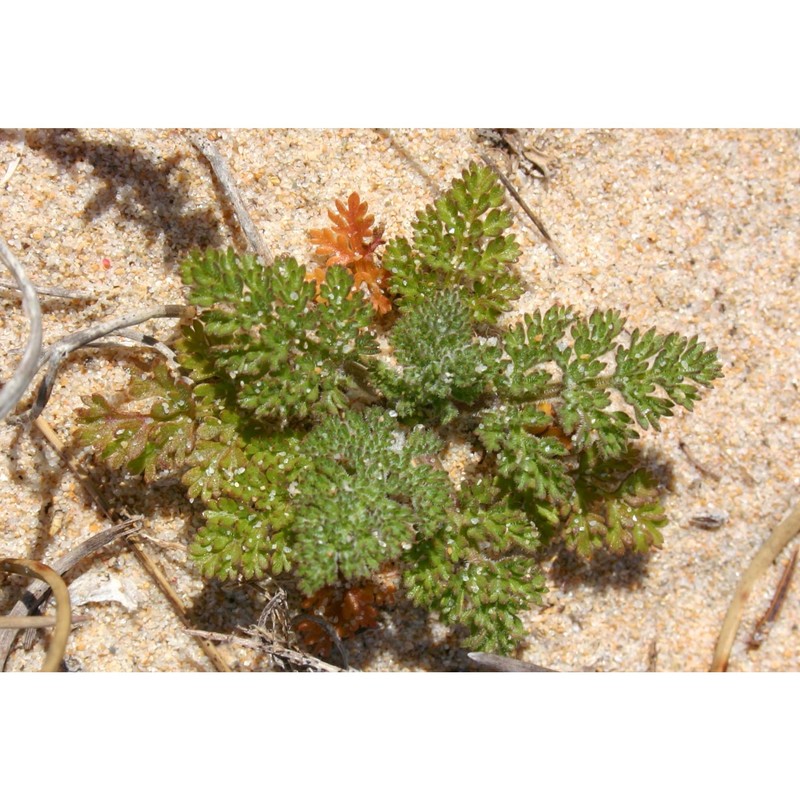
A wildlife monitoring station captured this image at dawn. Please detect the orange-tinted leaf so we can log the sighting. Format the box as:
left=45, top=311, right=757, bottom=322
left=296, top=570, right=399, bottom=656
left=328, top=192, right=375, bottom=247
left=308, top=191, right=394, bottom=314
left=309, top=228, right=357, bottom=267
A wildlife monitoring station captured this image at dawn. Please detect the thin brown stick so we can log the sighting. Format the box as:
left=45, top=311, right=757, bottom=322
left=0, top=559, right=71, bottom=671
left=32, top=417, right=118, bottom=514
left=128, top=535, right=234, bottom=671
left=480, top=154, right=567, bottom=266
left=710, top=499, right=800, bottom=671
left=748, top=546, right=799, bottom=650
left=646, top=639, right=659, bottom=672
left=188, top=132, right=273, bottom=266
left=678, top=439, right=721, bottom=482
left=372, top=129, right=440, bottom=195
left=0, top=237, right=42, bottom=421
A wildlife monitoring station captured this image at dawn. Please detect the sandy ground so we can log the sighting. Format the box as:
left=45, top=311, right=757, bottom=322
left=0, top=128, right=798, bottom=672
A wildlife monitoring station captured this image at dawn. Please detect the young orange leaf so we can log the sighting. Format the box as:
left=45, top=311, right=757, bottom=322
left=308, top=191, right=393, bottom=314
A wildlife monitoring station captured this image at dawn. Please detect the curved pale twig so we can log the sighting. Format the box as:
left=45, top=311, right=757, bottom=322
left=0, top=238, right=42, bottom=421
left=710, top=498, right=800, bottom=671
left=12, top=304, right=187, bottom=424
left=0, top=278, right=94, bottom=301
left=0, top=559, right=71, bottom=672
left=0, top=517, right=142, bottom=670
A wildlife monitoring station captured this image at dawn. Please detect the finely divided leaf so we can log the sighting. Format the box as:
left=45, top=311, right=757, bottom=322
left=372, top=291, right=488, bottom=423
left=613, top=329, right=722, bottom=428
left=78, top=364, right=197, bottom=481
left=291, top=408, right=451, bottom=595
left=384, top=163, right=522, bottom=323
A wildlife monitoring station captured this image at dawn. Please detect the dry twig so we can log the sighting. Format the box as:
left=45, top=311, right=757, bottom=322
left=475, top=129, right=552, bottom=185
left=467, top=652, right=557, bottom=672
left=646, top=639, right=659, bottom=672
left=710, top=498, right=800, bottom=671
left=678, top=439, right=721, bottom=482
left=188, top=132, right=273, bottom=266
left=0, top=614, right=89, bottom=630
left=81, top=330, right=181, bottom=374
left=188, top=627, right=353, bottom=673
left=0, top=517, right=142, bottom=669
left=0, top=559, right=71, bottom=671
left=12, top=304, right=187, bottom=424
left=0, top=237, right=42, bottom=421
left=480, top=154, right=567, bottom=266
left=748, top=546, right=799, bottom=650
left=0, top=278, right=94, bottom=301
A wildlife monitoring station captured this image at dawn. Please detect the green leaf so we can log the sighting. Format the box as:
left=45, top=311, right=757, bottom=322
left=177, top=250, right=377, bottom=425
left=77, top=363, right=197, bottom=481
left=477, top=404, right=573, bottom=502
left=605, top=470, right=667, bottom=553
left=291, top=408, right=452, bottom=595
left=404, top=531, right=545, bottom=654
left=570, top=309, right=626, bottom=360
left=190, top=498, right=280, bottom=581
left=384, top=162, right=522, bottom=323
left=613, top=329, right=723, bottom=429
left=401, top=477, right=545, bottom=654
left=562, top=462, right=666, bottom=557
left=456, top=478, right=541, bottom=554
left=494, top=306, right=574, bottom=401
left=185, top=427, right=299, bottom=581
left=558, top=384, right=637, bottom=462
left=371, top=291, right=488, bottom=423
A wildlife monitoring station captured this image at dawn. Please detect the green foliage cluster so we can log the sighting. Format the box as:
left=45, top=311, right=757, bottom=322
left=291, top=407, right=451, bottom=595
left=179, top=251, right=376, bottom=422
left=76, top=163, right=722, bottom=655
left=371, top=291, right=487, bottom=424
